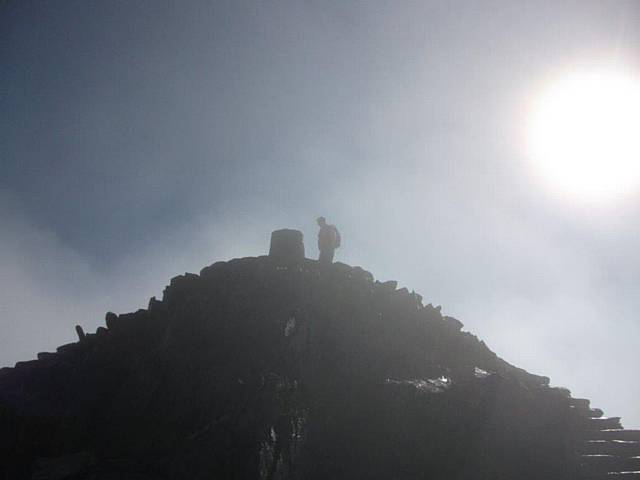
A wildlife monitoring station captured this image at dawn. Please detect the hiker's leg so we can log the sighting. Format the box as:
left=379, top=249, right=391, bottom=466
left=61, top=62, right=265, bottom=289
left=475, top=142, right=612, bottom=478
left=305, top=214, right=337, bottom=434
left=319, top=249, right=334, bottom=264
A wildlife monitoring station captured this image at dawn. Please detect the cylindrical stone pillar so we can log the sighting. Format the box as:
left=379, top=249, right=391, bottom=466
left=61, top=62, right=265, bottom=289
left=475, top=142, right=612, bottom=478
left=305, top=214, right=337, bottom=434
left=269, top=229, right=305, bottom=262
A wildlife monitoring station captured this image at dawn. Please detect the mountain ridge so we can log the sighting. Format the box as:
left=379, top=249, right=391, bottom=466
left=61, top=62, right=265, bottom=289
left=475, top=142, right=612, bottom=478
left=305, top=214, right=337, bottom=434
left=0, top=236, right=636, bottom=479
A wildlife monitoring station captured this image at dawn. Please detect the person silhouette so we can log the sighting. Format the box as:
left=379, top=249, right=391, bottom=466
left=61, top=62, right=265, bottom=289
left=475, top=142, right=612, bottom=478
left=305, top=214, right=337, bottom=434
left=316, top=217, right=340, bottom=264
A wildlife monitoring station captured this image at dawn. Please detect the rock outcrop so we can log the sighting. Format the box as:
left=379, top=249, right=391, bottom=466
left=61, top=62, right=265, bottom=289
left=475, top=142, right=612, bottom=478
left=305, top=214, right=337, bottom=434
left=0, top=231, right=636, bottom=479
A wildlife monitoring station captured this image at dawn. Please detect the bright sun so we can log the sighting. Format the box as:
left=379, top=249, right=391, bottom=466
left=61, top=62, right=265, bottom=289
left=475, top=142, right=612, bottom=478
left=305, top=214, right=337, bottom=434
left=528, top=71, right=640, bottom=202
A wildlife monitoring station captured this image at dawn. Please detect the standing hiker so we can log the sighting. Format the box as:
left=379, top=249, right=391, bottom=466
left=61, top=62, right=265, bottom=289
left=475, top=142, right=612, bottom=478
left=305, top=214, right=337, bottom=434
left=316, top=217, right=341, bottom=264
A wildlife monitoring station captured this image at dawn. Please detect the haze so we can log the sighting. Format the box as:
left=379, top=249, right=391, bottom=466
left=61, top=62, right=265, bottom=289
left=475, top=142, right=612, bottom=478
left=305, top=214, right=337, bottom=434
left=2, top=1, right=640, bottom=426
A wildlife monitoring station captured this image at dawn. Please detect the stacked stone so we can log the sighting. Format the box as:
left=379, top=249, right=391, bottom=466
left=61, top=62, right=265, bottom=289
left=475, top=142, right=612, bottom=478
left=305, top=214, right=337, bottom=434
left=568, top=397, right=640, bottom=479
left=0, top=231, right=611, bottom=479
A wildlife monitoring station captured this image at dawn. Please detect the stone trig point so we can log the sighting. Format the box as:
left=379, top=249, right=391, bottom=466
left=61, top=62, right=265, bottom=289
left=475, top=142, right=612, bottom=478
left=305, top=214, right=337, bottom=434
left=269, top=229, right=305, bottom=262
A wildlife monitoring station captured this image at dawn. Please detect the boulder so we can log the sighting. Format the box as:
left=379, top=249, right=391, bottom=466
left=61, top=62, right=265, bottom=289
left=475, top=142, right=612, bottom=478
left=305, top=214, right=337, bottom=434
left=443, top=315, right=463, bottom=331
left=105, top=312, right=118, bottom=329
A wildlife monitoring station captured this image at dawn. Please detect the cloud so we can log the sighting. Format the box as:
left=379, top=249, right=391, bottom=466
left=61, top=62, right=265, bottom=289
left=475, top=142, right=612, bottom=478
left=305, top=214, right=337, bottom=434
left=2, top=0, right=640, bottom=430
left=0, top=193, right=277, bottom=367
left=0, top=192, right=101, bottom=364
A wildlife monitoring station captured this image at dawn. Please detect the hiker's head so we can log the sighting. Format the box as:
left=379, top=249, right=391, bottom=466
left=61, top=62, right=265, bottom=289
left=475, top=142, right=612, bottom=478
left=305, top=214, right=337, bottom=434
left=316, top=216, right=327, bottom=227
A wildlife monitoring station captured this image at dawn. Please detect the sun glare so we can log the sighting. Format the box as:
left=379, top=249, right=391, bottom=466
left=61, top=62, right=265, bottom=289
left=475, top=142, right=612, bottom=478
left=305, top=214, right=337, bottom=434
left=528, top=71, right=640, bottom=202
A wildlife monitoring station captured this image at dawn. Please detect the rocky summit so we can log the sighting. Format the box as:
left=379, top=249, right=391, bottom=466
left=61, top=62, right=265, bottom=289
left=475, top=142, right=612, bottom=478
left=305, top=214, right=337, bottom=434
left=1, top=230, right=638, bottom=480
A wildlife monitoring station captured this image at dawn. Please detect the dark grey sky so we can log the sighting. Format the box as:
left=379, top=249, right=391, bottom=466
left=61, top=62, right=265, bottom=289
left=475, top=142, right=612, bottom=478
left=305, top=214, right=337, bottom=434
left=2, top=1, right=640, bottom=426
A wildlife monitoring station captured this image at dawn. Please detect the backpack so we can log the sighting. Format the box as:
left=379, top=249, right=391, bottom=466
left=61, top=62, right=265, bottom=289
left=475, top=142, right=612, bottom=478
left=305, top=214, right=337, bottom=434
left=332, top=226, right=341, bottom=249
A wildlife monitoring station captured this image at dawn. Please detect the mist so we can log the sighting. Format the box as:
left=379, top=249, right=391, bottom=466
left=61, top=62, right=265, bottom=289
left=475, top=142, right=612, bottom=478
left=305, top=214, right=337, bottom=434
left=2, top=0, right=640, bottom=427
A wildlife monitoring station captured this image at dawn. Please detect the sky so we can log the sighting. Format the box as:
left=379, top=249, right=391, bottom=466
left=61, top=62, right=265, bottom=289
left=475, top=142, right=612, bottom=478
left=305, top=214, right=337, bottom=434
left=2, top=1, right=640, bottom=426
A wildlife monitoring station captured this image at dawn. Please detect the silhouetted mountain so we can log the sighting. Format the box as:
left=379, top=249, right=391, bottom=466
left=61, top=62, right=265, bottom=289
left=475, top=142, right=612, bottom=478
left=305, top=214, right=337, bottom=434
left=1, top=230, right=638, bottom=480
